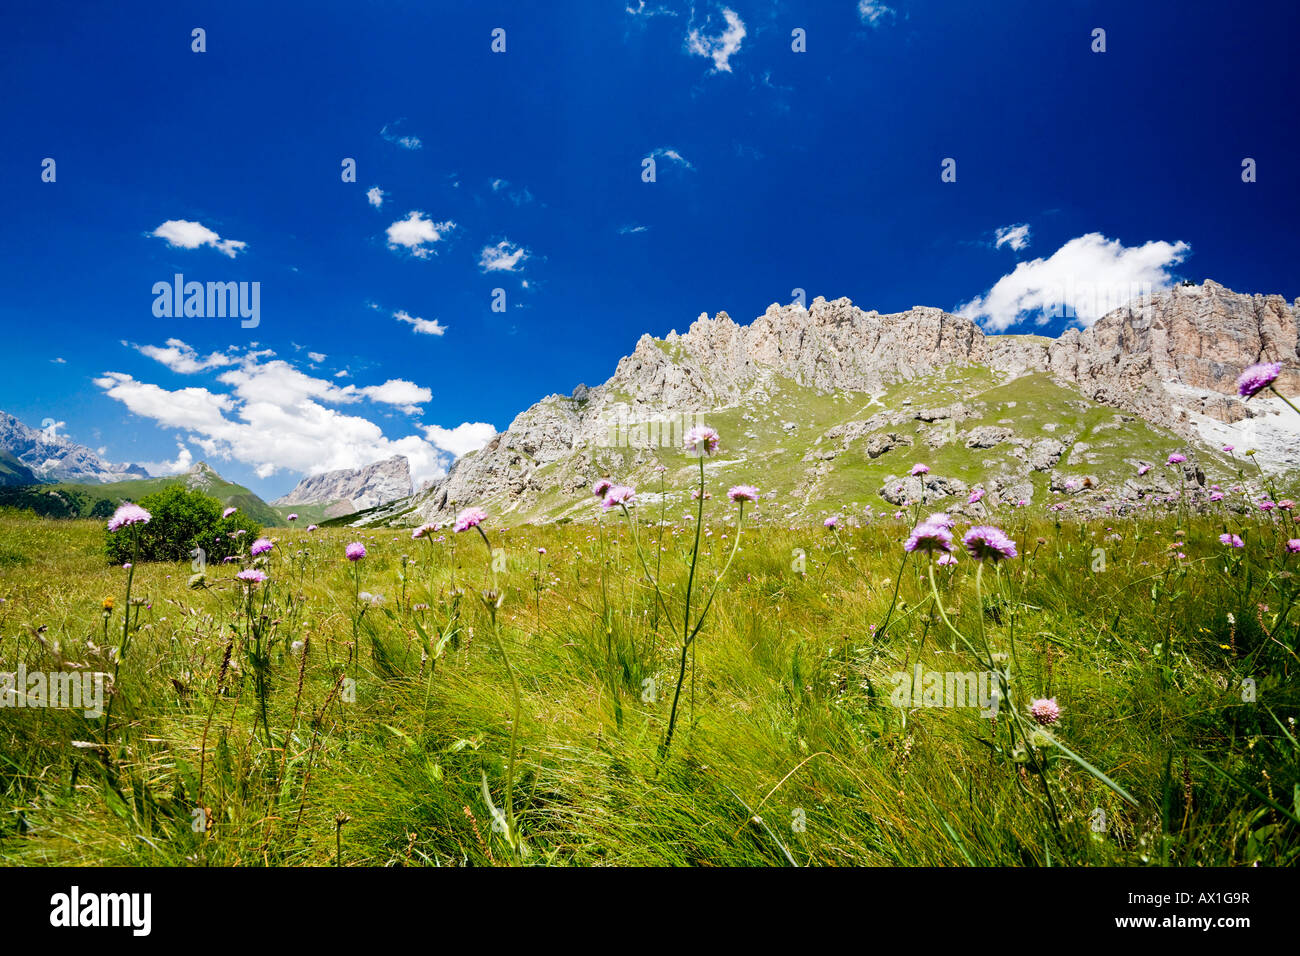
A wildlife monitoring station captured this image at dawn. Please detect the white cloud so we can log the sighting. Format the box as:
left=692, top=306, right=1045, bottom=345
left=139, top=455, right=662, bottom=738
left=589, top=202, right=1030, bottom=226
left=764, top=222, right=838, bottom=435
left=685, top=7, right=746, bottom=72
left=386, top=211, right=455, bottom=258
left=133, top=338, right=235, bottom=374
left=151, top=219, right=247, bottom=258
left=357, top=379, right=432, bottom=415
left=394, top=310, right=447, bottom=336
left=50, top=357, right=66, bottom=364
left=143, top=442, right=194, bottom=476
left=95, top=351, right=448, bottom=486
left=424, top=422, right=497, bottom=458
left=649, top=146, right=694, bottom=170
left=994, top=223, right=1032, bottom=252
left=479, top=240, right=529, bottom=273
left=308, top=351, right=326, bottom=363
left=958, top=233, right=1191, bottom=331
left=858, top=1, right=896, bottom=26
left=367, top=186, right=386, bottom=208
left=619, top=224, right=650, bottom=235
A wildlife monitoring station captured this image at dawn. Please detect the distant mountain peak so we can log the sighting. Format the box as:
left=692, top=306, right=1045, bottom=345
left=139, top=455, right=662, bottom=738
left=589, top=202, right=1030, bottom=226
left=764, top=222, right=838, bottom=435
left=272, top=455, right=412, bottom=513
left=0, top=410, right=149, bottom=484
left=357, top=280, right=1300, bottom=528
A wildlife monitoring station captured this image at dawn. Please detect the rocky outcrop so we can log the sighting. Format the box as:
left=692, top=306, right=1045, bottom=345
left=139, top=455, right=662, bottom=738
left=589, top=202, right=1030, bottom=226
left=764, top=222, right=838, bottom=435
left=273, top=455, right=412, bottom=510
left=365, top=281, right=1299, bottom=527
left=0, top=410, right=150, bottom=484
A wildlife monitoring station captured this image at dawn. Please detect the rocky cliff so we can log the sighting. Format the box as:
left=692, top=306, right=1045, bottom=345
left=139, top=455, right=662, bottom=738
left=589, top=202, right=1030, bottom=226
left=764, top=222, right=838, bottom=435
left=273, top=455, right=413, bottom=512
left=361, top=280, right=1300, bottom=527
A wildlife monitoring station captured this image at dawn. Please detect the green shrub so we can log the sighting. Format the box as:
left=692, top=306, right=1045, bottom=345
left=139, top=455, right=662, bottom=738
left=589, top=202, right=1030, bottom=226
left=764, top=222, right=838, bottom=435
left=104, top=484, right=262, bottom=564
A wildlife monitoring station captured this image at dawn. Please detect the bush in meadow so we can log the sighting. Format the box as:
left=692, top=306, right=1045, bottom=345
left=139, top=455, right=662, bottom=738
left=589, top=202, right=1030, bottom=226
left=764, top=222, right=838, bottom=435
left=104, top=484, right=261, bottom=564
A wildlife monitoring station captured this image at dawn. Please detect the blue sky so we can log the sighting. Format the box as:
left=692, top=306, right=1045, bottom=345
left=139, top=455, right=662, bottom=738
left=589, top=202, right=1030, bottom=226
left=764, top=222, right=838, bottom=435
left=2, top=0, right=1297, bottom=498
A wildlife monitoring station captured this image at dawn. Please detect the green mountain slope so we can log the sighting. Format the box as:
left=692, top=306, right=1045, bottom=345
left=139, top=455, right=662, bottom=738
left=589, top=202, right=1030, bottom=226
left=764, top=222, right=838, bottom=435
left=0, top=461, right=284, bottom=526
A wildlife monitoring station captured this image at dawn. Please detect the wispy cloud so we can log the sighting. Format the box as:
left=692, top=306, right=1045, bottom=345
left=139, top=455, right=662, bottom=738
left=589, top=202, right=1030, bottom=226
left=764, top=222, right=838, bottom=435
left=367, top=186, right=386, bottom=208
left=649, top=146, right=694, bottom=170
left=380, top=120, right=422, bottom=150
left=132, top=338, right=235, bottom=374
left=490, top=178, right=535, bottom=206
left=619, top=224, right=650, bottom=235
left=994, top=223, right=1032, bottom=252
left=857, top=1, right=896, bottom=27
left=394, top=309, right=447, bottom=336
left=685, top=7, right=746, bottom=73
left=479, top=240, right=530, bottom=273
left=151, top=220, right=247, bottom=258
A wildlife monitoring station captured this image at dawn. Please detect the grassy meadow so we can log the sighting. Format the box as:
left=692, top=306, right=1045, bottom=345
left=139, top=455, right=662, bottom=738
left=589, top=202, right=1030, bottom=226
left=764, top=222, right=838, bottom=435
left=0, top=487, right=1297, bottom=867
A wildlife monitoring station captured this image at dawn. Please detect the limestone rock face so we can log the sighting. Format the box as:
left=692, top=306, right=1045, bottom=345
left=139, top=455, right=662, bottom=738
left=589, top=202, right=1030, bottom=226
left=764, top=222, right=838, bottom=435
left=273, top=455, right=412, bottom=510
left=362, top=280, right=1299, bottom=527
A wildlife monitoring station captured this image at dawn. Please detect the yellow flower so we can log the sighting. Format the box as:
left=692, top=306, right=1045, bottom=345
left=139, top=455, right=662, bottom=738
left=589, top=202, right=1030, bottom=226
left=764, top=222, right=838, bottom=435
left=102, top=597, right=115, bottom=611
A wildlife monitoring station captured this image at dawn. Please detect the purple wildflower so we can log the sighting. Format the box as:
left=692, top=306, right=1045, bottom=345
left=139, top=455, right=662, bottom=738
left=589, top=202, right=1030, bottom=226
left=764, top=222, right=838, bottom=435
left=905, top=520, right=955, bottom=555
left=1237, top=362, right=1281, bottom=399
left=1219, top=533, right=1244, bottom=549
left=910, top=463, right=930, bottom=476
left=1029, top=698, right=1061, bottom=726
left=345, top=541, right=367, bottom=561
left=236, top=569, right=267, bottom=586
left=107, top=503, right=151, bottom=532
left=727, top=484, right=759, bottom=503
left=454, top=507, right=488, bottom=532
left=683, top=425, right=720, bottom=456
left=250, top=537, right=273, bottom=556
left=962, top=525, right=1018, bottom=562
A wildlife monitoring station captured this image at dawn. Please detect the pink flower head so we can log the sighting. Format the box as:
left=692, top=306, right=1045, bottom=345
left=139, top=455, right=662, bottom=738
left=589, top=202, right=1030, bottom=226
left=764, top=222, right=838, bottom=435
left=1137, top=464, right=1152, bottom=476
left=683, top=425, right=720, bottom=456
left=1280, top=500, right=1295, bottom=511
left=910, top=463, right=930, bottom=476
left=905, top=520, right=954, bottom=555
left=1209, top=491, right=1225, bottom=502
left=824, top=516, right=840, bottom=530
left=727, top=484, right=760, bottom=503
left=602, top=485, right=636, bottom=510
left=287, top=513, right=298, bottom=522
left=1219, top=533, right=1244, bottom=549
left=107, top=503, right=151, bottom=532
left=1287, top=539, right=1300, bottom=554
left=968, top=489, right=985, bottom=505
left=1167, top=453, right=1187, bottom=465
left=250, top=537, right=274, bottom=556
left=454, top=507, right=488, bottom=533
left=345, top=541, right=367, bottom=561
left=1260, top=500, right=1276, bottom=512
left=307, top=524, right=318, bottom=532
left=962, top=525, right=1018, bottom=562
left=935, top=552, right=958, bottom=567
left=222, top=506, right=238, bottom=519
left=1222, top=444, right=1235, bottom=453
left=1029, top=698, right=1061, bottom=726
left=412, top=523, right=438, bottom=540
left=592, top=478, right=613, bottom=497
left=1237, top=361, right=1281, bottom=399
left=926, top=512, right=955, bottom=529
left=236, top=569, right=267, bottom=586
